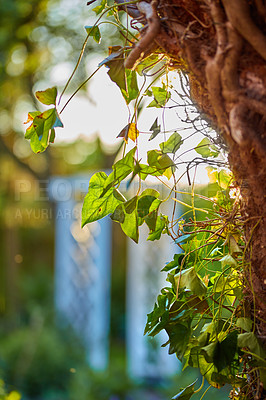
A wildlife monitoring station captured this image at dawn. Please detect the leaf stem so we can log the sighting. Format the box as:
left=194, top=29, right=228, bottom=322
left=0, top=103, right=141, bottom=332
left=59, top=66, right=102, bottom=114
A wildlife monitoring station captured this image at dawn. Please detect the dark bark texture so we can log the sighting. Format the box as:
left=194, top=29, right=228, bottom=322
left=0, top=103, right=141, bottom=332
left=121, top=0, right=266, bottom=397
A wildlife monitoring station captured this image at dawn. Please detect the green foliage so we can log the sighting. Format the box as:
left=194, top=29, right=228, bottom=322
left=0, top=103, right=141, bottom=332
left=23, top=2, right=261, bottom=399
left=85, top=25, right=101, bottom=43
left=81, top=171, right=125, bottom=226
left=25, top=87, right=63, bottom=153
left=195, top=138, right=219, bottom=158
left=160, top=132, right=183, bottom=154
left=147, top=84, right=171, bottom=108
left=102, top=47, right=139, bottom=104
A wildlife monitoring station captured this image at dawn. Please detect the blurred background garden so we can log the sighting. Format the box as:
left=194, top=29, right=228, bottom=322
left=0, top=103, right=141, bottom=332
left=0, top=1, right=231, bottom=399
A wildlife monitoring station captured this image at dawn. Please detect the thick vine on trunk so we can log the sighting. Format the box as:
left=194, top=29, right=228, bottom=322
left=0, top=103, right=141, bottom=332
left=121, top=0, right=266, bottom=397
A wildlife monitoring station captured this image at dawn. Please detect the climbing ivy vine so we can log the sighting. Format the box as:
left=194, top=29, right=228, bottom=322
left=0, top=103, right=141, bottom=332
left=24, top=1, right=266, bottom=399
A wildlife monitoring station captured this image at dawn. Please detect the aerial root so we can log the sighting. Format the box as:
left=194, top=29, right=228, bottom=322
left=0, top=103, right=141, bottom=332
left=124, top=0, right=160, bottom=70
left=222, top=0, right=266, bottom=61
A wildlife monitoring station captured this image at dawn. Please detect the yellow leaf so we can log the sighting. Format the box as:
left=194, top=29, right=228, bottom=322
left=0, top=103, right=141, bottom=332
left=117, top=123, right=139, bottom=143
left=127, top=123, right=139, bottom=143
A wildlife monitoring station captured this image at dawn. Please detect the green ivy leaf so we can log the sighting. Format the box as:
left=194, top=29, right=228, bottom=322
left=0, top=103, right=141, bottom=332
left=207, top=182, right=221, bottom=197
left=238, top=332, right=266, bottom=386
left=103, top=48, right=138, bottom=104
left=201, top=342, right=217, bottom=363
left=195, top=138, right=219, bottom=158
left=85, top=25, right=101, bottom=43
left=148, top=118, right=161, bottom=141
left=177, top=267, right=207, bottom=298
left=25, top=108, right=63, bottom=153
left=111, top=197, right=139, bottom=243
left=82, top=172, right=125, bottom=226
left=92, top=0, right=106, bottom=14
left=228, top=235, right=242, bottom=256
left=236, top=317, right=252, bottom=332
left=160, top=132, right=183, bottom=154
left=138, top=164, right=159, bottom=180
left=213, top=331, right=238, bottom=372
left=35, top=86, right=57, bottom=105
left=147, top=149, right=175, bottom=178
left=137, top=189, right=160, bottom=219
left=123, top=68, right=139, bottom=104
left=147, top=214, right=168, bottom=241
left=147, top=84, right=171, bottom=108
left=237, top=332, right=265, bottom=359
left=166, top=322, right=191, bottom=357
left=103, top=147, right=136, bottom=193
left=145, top=290, right=174, bottom=336
left=220, top=254, right=237, bottom=268
left=161, top=254, right=185, bottom=272
left=172, top=380, right=198, bottom=400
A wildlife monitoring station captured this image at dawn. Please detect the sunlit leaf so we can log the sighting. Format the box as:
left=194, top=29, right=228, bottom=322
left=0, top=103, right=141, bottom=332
left=127, top=122, right=139, bottom=142
left=207, top=182, right=221, bottom=197
left=218, top=169, right=232, bottom=189
left=147, top=84, right=171, bottom=108
left=111, top=197, right=139, bottom=243
left=147, top=149, right=175, bottom=178
left=25, top=107, right=63, bottom=153
left=85, top=25, right=101, bottom=43
left=117, top=123, right=139, bottom=143
left=213, top=272, right=240, bottom=299
left=135, top=54, right=159, bottom=75
left=24, top=111, right=41, bottom=124
left=92, top=0, right=106, bottom=14
left=82, top=172, right=125, bottom=226
left=103, top=147, right=136, bottom=193
left=35, top=87, right=57, bottom=106
left=195, top=138, right=219, bottom=158
left=160, top=132, right=182, bottom=153
left=138, top=164, right=157, bottom=180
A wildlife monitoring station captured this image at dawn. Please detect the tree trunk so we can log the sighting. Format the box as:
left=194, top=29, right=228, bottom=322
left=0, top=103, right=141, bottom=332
left=122, top=0, right=266, bottom=397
